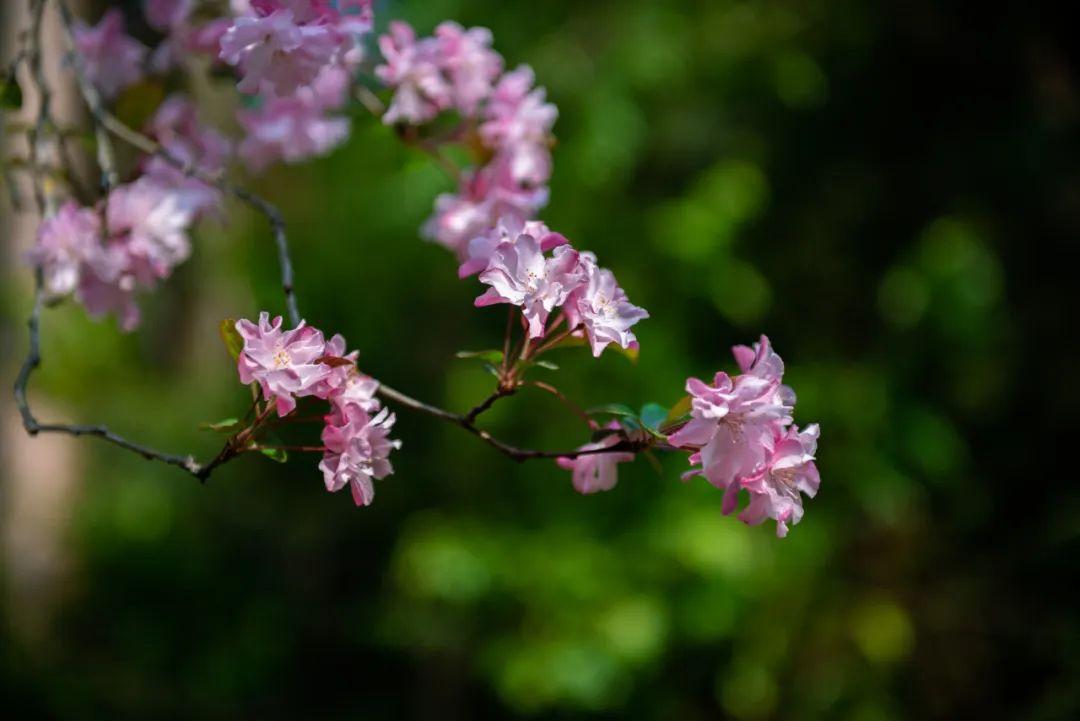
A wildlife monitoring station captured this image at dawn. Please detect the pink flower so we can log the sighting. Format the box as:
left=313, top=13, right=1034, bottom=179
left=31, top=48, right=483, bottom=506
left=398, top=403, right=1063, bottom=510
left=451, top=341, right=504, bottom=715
left=423, top=157, right=549, bottom=255
left=236, top=312, right=331, bottom=416
left=27, top=202, right=100, bottom=299
left=564, top=252, right=649, bottom=357
left=236, top=66, right=351, bottom=170
left=556, top=424, right=634, bottom=494
left=481, top=65, right=558, bottom=148
left=313, top=333, right=381, bottom=413
left=375, top=21, right=453, bottom=125
left=219, top=8, right=339, bottom=96
left=434, top=22, right=502, bottom=116
left=320, top=405, right=400, bottom=506
left=144, top=95, right=232, bottom=217
left=458, top=217, right=567, bottom=278
left=72, top=9, right=148, bottom=100
left=475, top=232, right=582, bottom=338
left=106, top=178, right=196, bottom=284
left=144, top=0, right=193, bottom=31
left=667, top=336, right=795, bottom=491
left=736, top=424, right=820, bottom=537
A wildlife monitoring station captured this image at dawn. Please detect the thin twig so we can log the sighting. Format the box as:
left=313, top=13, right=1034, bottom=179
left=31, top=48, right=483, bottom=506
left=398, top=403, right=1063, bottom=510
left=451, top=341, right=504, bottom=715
left=528, top=380, right=597, bottom=430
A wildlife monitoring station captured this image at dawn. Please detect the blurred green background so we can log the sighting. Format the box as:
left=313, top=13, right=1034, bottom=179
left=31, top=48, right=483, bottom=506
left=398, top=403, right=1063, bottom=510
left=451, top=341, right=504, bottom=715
left=2, top=0, right=1077, bottom=718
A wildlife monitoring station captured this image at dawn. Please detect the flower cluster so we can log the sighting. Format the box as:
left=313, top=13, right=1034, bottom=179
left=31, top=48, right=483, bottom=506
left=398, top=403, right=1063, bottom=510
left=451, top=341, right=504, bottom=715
left=72, top=9, right=148, bottom=100
left=469, top=220, right=649, bottom=356
left=667, top=337, right=820, bottom=537
left=235, top=313, right=399, bottom=506
left=27, top=97, right=224, bottom=329
left=217, top=0, right=372, bottom=168
left=376, top=22, right=558, bottom=256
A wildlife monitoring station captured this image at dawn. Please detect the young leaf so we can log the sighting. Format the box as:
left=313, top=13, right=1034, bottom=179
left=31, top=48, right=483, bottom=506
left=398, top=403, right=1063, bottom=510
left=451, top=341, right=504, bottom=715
left=532, top=359, right=559, bottom=371
left=198, top=417, right=242, bottom=433
left=219, top=318, right=243, bottom=360
left=588, top=403, right=637, bottom=419
left=456, top=349, right=504, bottom=364
left=663, top=395, right=692, bottom=426
left=259, top=447, right=288, bottom=463
left=639, top=403, right=668, bottom=432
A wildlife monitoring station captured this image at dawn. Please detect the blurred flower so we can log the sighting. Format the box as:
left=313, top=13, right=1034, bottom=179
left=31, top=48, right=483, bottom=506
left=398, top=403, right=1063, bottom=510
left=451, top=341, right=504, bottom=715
left=72, top=9, right=148, bottom=100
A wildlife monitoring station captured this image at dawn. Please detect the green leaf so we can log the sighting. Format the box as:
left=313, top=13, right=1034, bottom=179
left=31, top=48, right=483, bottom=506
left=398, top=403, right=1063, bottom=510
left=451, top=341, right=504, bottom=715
left=589, top=403, right=637, bottom=418
left=1, top=74, right=23, bottom=110
left=663, top=395, right=693, bottom=426
left=456, top=349, right=505, bottom=364
left=532, top=359, right=560, bottom=371
left=219, top=318, right=243, bottom=360
left=482, top=362, right=501, bottom=378
left=198, top=417, right=242, bottom=433
left=640, top=403, right=668, bottom=432
left=259, top=447, right=288, bottom=463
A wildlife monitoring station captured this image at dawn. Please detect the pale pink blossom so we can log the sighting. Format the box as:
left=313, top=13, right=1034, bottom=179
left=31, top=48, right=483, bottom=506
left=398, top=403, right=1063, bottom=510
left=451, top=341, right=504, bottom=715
left=106, top=178, right=196, bottom=284
left=556, top=424, right=634, bottom=494
left=77, top=248, right=141, bottom=331
left=220, top=8, right=338, bottom=96
left=236, top=312, right=331, bottom=416
left=144, top=95, right=231, bottom=217
left=236, top=66, right=351, bottom=170
left=667, top=337, right=795, bottom=492
left=320, top=405, right=400, bottom=506
left=27, top=202, right=100, bottom=299
left=458, top=217, right=567, bottom=278
left=375, top=21, right=453, bottom=125
left=481, top=65, right=557, bottom=148
left=144, top=0, right=193, bottom=31
left=423, top=157, right=549, bottom=255
left=475, top=232, right=581, bottom=338
left=736, top=424, right=820, bottom=537
left=314, top=333, right=381, bottom=413
left=434, top=22, right=502, bottom=116
left=564, top=252, right=649, bottom=357
left=72, top=9, right=148, bottom=100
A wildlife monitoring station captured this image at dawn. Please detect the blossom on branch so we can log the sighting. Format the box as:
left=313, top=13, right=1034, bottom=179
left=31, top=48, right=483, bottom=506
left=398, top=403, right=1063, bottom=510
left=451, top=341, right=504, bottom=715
left=564, top=252, right=649, bottom=357
left=72, top=9, right=148, bottom=100
left=320, top=405, right=401, bottom=507
left=236, top=312, right=331, bottom=416
left=556, top=424, right=634, bottom=494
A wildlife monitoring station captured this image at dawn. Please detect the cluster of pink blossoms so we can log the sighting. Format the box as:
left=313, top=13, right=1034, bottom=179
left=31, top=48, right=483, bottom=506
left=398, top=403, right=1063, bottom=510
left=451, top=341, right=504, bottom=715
left=376, top=22, right=558, bottom=256
left=236, top=313, right=399, bottom=506
left=666, top=336, right=820, bottom=537
left=29, top=97, right=224, bottom=329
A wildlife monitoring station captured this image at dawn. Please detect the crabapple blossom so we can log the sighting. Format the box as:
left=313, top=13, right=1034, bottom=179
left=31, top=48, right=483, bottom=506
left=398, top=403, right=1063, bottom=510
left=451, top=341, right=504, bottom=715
left=27, top=202, right=100, bottom=299
left=424, top=158, right=550, bottom=255
left=237, top=65, right=351, bottom=170
left=144, top=0, right=193, bottom=31
left=736, top=424, right=820, bottom=537
left=320, top=405, right=401, bottom=506
left=556, top=424, right=635, bottom=494
left=314, top=333, right=381, bottom=413
left=72, top=9, right=148, bottom=100
left=106, top=178, right=196, bottom=284
left=458, top=217, right=568, bottom=278
left=434, top=22, right=503, bottom=116
left=144, top=95, right=232, bottom=217
left=219, top=7, right=339, bottom=97
left=476, top=232, right=582, bottom=338
left=236, top=313, right=332, bottom=416
left=564, top=252, right=649, bottom=357
left=480, top=66, right=558, bottom=149
left=376, top=21, right=453, bottom=125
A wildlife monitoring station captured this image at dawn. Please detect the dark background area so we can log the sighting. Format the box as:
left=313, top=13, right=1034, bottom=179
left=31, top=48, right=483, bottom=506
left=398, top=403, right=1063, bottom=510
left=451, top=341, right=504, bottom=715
left=2, top=0, right=1077, bottom=718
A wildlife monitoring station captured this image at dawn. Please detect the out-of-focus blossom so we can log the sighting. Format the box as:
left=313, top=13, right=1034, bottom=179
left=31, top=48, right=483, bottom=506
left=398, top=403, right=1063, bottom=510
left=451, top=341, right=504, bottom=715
left=737, top=424, right=820, bottom=537
left=434, top=21, right=502, bottom=116
left=375, top=21, right=453, bottom=125
left=144, top=0, right=193, bottom=31
left=565, top=252, right=648, bottom=357
left=27, top=202, right=101, bottom=299
left=220, top=8, right=339, bottom=96
left=144, top=95, right=232, bottom=217
left=556, top=424, right=634, bottom=494
left=236, top=66, right=351, bottom=170
left=424, top=158, right=549, bottom=256
left=320, top=405, right=400, bottom=506
left=72, top=9, right=148, bottom=100
left=106, top=178, right=196, bottom=284
left=480, top=65, right=556, bottom=186
left=475, top=232, right=581, bottom=338
left=236, top=312, right=331, bottom=416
